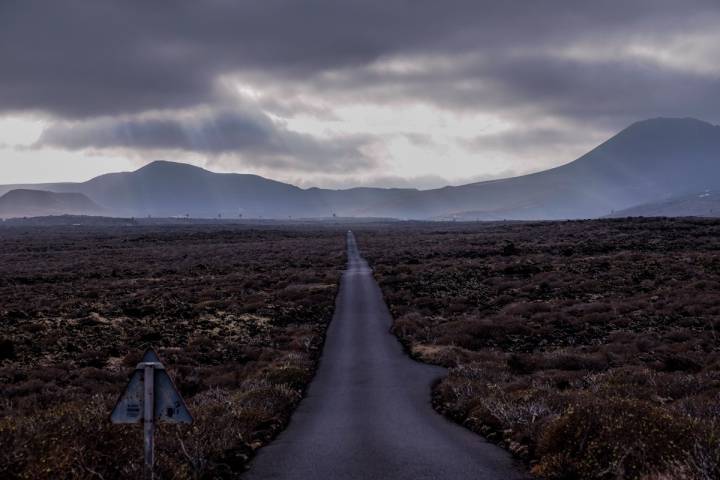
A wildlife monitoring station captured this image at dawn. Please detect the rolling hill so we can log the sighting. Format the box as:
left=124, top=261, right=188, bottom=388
left=0, top=189, right=104, bottom=219
left=607, top=191, right=720, bottom=218
left=1, top=117, right=719, bottom=219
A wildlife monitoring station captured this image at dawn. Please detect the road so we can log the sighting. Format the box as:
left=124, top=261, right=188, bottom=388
left=243, top=231, right=528, bottom=479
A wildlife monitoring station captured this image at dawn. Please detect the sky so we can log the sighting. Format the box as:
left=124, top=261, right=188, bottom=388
left=1, top=1, right=719, bottom=189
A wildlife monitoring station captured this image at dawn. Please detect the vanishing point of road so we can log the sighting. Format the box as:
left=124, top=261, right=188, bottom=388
left=243, top=231, right=528, bottom=479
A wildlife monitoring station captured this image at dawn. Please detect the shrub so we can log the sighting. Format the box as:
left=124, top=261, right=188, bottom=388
left=533, top=397, right=696, bottom=479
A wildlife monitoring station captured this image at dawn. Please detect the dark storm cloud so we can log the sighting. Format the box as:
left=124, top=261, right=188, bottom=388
left=461, top=126, right=592, bottom=155
left=1, top=0, right=719, bottom=121
left=475, top=57, right=720, bottom=127
left=281, top=49, right=720, bottom=130
left=36, top=110, right=375, bottom=173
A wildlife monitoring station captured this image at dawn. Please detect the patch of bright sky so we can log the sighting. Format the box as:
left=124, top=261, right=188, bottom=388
left=0, top=147, right=136, bottom=184
left=0, top=116, right=46, bottom=146
left=279, top=102, right=523, bottom=183
left=0, top=116, right=137, bottom=184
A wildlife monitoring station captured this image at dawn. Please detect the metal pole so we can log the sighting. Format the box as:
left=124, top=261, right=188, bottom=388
left=144, top=365, right=155, bottom=480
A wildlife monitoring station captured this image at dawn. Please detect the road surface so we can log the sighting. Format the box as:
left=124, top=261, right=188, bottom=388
left=243, top=231, right=528, bottom=479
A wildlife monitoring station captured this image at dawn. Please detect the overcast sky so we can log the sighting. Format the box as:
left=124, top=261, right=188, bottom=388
left=1, top=1, right=719, bottom=188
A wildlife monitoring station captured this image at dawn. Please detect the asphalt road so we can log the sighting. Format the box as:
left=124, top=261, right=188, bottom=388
left=243, top=231, right=528, bottom=479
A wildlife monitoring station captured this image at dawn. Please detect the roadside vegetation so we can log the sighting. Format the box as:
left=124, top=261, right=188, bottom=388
left=0, top=225, right=344, bottom=479
left=358, top=218, right=720, bottom=480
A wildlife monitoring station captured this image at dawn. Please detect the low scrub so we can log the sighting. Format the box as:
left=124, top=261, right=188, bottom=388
left=0, top=225, right=344, bottom=478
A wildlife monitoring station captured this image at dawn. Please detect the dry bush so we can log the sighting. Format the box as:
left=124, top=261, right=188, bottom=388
left=533, top=397, right=696, bottom=479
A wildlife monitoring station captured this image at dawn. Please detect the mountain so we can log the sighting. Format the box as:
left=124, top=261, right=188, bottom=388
left=411, top=117, right=720, bottom=220
left=68, top=161, right=325, bottom=218
left=0, top=161, right=326, bottom=218
left=1, top=117, right=719, bottom=219
left=607, top=190, right=720, bottom=218
left=0, top=189, right=104, bottom=218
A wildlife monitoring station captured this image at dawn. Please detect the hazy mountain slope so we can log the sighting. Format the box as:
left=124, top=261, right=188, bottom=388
left=5, top=161, right=332, bottom=218
left=0, top=189, right=104, bottom=218
left=74, top=161, right=331, bottom=217
left=379, top=118, right=720, bottom=219
left=607, top=191, right=720, bottom=218
left=0, top=182, right=80, bottom=198
left=2, top=118, right=718, bottom=219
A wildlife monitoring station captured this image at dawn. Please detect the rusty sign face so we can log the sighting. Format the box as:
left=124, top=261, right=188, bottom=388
left=111, top=349, right=192, bottom=424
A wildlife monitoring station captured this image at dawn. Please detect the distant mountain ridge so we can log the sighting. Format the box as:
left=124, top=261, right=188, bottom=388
left=0, top=189, right=103, bottom=218
left=2, top=117, right=719, bottom=219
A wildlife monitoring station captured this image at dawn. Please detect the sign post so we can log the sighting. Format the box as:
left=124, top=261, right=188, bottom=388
left=111, top=349, right=193, bottom=479
left=143, top=362, right=155, bottom=479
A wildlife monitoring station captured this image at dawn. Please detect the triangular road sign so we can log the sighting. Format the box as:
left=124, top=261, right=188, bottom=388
left=141, top=349, right=161, bottom=363
left=153, top=368, right=193, bottom=423
left=111, top=349, right=193, bottom=424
